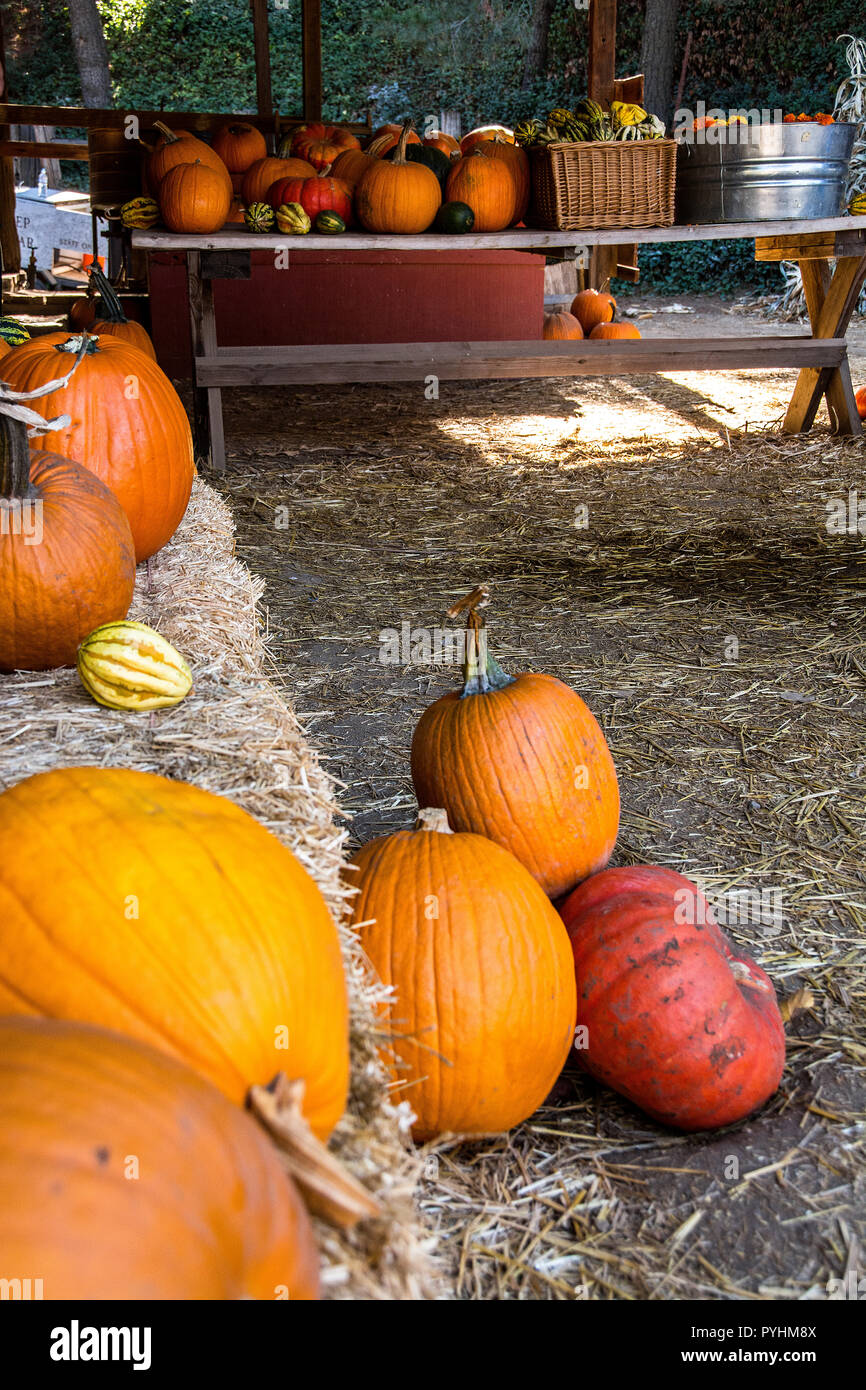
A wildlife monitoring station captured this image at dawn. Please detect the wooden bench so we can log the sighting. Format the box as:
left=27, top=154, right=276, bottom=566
left=133, top=218, right=866, bottom=470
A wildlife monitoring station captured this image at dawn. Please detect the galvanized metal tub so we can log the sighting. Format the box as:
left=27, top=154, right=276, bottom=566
left=675, top=122, right=857, bottom=222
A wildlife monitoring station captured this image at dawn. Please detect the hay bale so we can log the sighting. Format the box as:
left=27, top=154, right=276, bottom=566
left=0, top=477, right=435, bottom=1300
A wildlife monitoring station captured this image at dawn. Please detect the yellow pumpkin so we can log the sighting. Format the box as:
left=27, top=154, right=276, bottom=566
left=77, top=619, right=193, bottom=709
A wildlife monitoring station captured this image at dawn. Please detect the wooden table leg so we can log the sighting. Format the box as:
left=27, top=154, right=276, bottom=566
left=783, top=254, right=866, bottom=436
left=187, top=250, right=227, bottom=472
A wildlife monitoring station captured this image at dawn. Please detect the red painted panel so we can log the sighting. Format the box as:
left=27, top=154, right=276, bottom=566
left=147, top=249, right=546, bottom=378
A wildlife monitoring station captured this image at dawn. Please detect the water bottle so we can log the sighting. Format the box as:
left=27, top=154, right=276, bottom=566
left=37, top=168, right=48, bottom=197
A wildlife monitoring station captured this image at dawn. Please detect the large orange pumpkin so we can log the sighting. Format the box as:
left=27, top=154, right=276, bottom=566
left=242, top=155, right=316, bottom=204
left=349, top=808, right=577, bottom=1139
left=461, top=124, right=515, bottom=154
left=410, top=592, right=620, bottom=899
left=356, top=125, right=442, bottom=233
left=0, top=404, right=135, bottom=672
left=159, top=159, right=232, bottom=233
left=476, top=135, right=529, bottom=223
left=0, top=766, right=350, bottom=1140
left=445, top=151, right=515, bottom=231
left=543, top=309, right=584, bottom=340
left=88, top=265, right=156, bottom=359
left=148, top=122, right=231, bottom=196
left=1, top=332, right=194, bottom=563
left=328, top=147, right=377, bottom=190
left=211, top=120, right=267, bottom=173
left=559, top=865, right=786, bottom=1130
left=0, top=1017, right=320, bottom=1300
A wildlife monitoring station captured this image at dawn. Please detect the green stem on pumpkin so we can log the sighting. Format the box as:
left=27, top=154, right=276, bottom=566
left=88, top=265, right=128, bottom=325
left=448, top=585, right=516, bottom=698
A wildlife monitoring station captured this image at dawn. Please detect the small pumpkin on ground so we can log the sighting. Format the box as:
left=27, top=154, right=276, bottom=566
left=0, top=1017, right=321, bottom=1300
left=211, top=120, right=267, bottom=174
left=356, top=125, right=442, bottom=233
left=571, top=285, right=616, bottom=332
left=77, top=620, right=193, bottom=709
left=855, top=385, right=866, bottom=420
left=242, top=156, right=315, bottom=205
left=1, top=332, right=194, bottom=563
left=445, top=150, right=515, bottom=231
left=159, top=159, right=232, bottom=234
left=348, top=807, right=577, bottom=1140
left=88, top=265, right=156, bottom=359
left=276, top=202, right=312, bottom=234
left=0, top=376, right=135, bottom=673
left=543, top=309, right=584, bottom=340
left=559, top=864, right=787, bottom=1130
left=244, top=200, right=276, bottom=232
left=410, top=586, right=620, bottom=899
left=434, top=200, right=475, bottom=233
left=590, top=321, right=641, bottom=339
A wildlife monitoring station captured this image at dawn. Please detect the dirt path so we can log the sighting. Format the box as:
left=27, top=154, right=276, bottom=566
left=210, top=295, right=865, bottom=1299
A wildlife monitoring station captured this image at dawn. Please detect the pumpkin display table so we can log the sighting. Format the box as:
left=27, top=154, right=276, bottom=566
left=133, top=216, right=866, bottom=471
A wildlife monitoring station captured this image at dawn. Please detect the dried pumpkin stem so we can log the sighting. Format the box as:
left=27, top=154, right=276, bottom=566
left=0, top=412, right=35, bottom=500
left=392, top=122, right=415, bottom=166
left=447, top=585, right=516, bottom=697
left=248, top=1074, right=381, bottom=1229
left=153, top=120, right=182, bottom=145
left=416, top=807, right=453, bottom=834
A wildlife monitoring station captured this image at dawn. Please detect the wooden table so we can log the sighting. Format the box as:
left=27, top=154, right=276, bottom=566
left=133, top=218, right=866, bottom=471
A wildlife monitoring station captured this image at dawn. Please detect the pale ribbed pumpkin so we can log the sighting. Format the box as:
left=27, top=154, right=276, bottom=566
left=0, top=407, right=135, bottom=673
left=349, top=808, right=576, bottom=1139
left=445, top=151, right=515, bottom=231
left=410, top=590, right=620, bottom=899
left=0, top=766, right=350, bottom=1140
left=1, top=332, right=194, bottom=562
left=356, top=125, right=441, bottom=233
left=77, top=619, right=193, bottom=709
left=0, top=1017, right=320, bottom=1300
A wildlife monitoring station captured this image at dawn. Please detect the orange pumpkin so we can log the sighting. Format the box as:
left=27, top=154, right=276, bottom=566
left=297, top=137, right=347, bottom=172
left=366, top=126, right=422, bottom=157
left=159, top=159, right=232, bottom=234
left=855, top=386, right=866, bottom=420
left=461, top=124, right=515, bottom=154
left=69, top=291, right=97, bottom=331
left=476, top=135, right=530, bottom=223
left=0, top=339, right=9, bottom=358
left=349, top=808, right=577, bottom=1140
left=423, top=130, right=461, bottom=156
left=0, top=1017, right=320, bottom=1300
left=242, top=155, right=315, bottom=204
left=590, top=322, right=641, bottom=339
left=445, top=150, right=515, bottom=232
left=571, top=287, right=616, bottom=333
left=0, top=766, right=350, bottom=1141
left=356, top=125, right=442, bottom=233
left=148, top=122, right=231, bottom=196
left=410, top=592, right=620, bottom=899
left=211, top=120, right=267, bottom=173
left=543, top=309, right=584, bottom=340
left=2, top=332, right=194, bottom=562
left=0, top=406, right=135, bottom=672
left=226, top=195, right=246, bottom=223
left=88, top=265, right=156, bottom=359
left=329, top=147, right=377, bottom=190
left=292, top=123, right=361, bottom=162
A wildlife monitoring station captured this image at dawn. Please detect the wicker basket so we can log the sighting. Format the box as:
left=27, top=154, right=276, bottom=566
left=529, top=139, right=677, bottom=231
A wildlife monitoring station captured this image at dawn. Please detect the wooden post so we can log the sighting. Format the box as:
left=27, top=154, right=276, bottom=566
left=250, top=0, right=273, bottom=119
left=187, top=251, right=227, bottom=471
left=302, top=0, right=323, bottom=122
left=588, top=0, right=618, bottom=290
left=0, top=7, right=20, bottom=278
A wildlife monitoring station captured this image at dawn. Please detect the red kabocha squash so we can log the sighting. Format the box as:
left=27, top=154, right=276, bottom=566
left=242, top=156, right=315, bottom=204
left=476, top=135, right=530, bottom=223
left=571, top=286, right=616, bottom=333
left=211, top=120, right=267, bottom=174
left=147, top=122, right=231, bottom=197
left=445, top=150, right=515, bottom=231
left=1, top=332, right=194, bottom=562
left=461, top=124, right=515, bottom=154
left=356, top=125, right=442, bottom=233
left=0, top=766, right=350, bottom=1141
left=328, top=147, right=377, bottom=190
left=0, top=399, right=135, bottom=672
left=590, top=321, right=641, bottom=340
left=543, top=309, right=584, bottom=340
left=559, top=865, right=786, bottom=1130
left=410, top=588, right=619, bottom=899
left=349, top=808, right=577, bottom=1140
left=88, top=265, right=156, bottom=359
left=159, top=159, right=232, bottom=233
left=0, top=1017, right=320, bottom=1300
left=267, top=168, right=353, bottom=224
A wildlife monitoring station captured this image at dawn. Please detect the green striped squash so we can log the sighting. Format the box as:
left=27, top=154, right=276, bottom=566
left=0, top=318, right=30, bottom=347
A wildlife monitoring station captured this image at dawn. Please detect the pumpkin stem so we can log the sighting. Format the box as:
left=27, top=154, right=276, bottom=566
left=248, top=1074, right=381, bottom=1228
left=447, top=584, right=516, bottom=697
left=154, top=120, right=182, bottom=145
left=0, top=411, right=35, bottom=501
left=415, top=807, right=454, bottom=834
left=392, top=122, right=415, bottom=166
left=89, top=264, right=128, bottom=324
left=53, top=333, right=100, bottom=356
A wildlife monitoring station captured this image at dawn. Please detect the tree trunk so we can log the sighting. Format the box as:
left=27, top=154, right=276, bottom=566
left=640, top=0, right=680, bottom=126
left=68, top=0, right=112, bottom=107
left=522, top=0, right=556, bottom=90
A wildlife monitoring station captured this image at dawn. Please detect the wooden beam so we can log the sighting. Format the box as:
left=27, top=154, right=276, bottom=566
left=0, top=105, right=370, bottom=136
left=0, top=139, right=89, bottom=160
left=302, top=0, right=323, bottom=122
left=755, top=230, right=866, bottom=261
left=0, top=6, right=19, bottom=276
left=250, top=0, right=272, bottom=119
left=588, top=0, right=617, bottom=105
